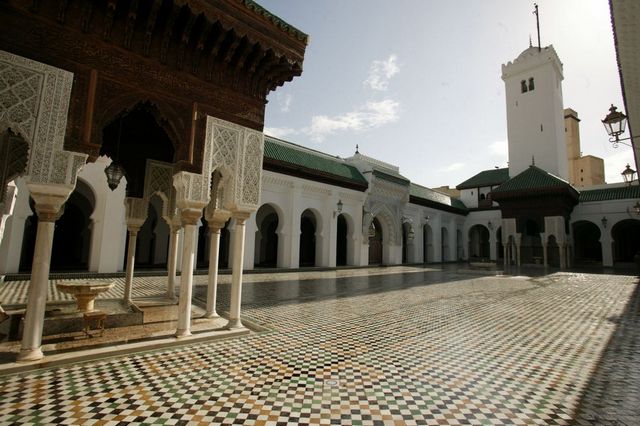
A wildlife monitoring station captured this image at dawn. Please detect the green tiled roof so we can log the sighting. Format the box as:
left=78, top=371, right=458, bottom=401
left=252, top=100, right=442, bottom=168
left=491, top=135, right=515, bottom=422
left=371, top=169, right=410, bottom=186
left=492, top=166, right=575, bottom=194
left=579, top=185, right=640, bottom=202
left=263, top=137, right=367, bottom=186
left=409, top=184, right=468, bottom=214
left=457, top=168, right=509, bottom=189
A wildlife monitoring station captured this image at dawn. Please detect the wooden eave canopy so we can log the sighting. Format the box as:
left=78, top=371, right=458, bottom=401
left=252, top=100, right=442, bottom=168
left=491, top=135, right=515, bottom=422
left=19, top=0, right=307, bottom=100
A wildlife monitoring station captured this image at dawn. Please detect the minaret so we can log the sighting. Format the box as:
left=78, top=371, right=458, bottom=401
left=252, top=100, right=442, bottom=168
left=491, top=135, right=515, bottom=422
left=501, top=45, right=568, bottom=179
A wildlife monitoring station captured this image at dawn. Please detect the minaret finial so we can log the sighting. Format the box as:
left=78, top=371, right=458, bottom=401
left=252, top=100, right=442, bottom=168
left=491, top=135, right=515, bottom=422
left=533, top=3, right=541, bottom=52
left=531, top=155, right=536, bottom=166
left=529, top=35, right=532, bottom=48
left=355, top=144, right=359, bottom=154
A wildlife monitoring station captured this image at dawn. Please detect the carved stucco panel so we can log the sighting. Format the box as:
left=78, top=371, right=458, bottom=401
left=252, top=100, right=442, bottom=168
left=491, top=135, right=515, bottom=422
left=240, top=131, right=263, bottom=206
left=0, top=50, right=86, bottom=186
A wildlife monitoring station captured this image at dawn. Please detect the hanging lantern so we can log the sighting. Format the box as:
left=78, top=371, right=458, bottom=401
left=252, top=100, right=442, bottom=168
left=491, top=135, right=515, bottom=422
left=104, top=161, right=125, bottom=191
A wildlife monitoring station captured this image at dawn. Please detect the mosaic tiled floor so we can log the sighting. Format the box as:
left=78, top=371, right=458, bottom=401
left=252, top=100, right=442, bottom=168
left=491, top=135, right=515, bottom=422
left=0, top=269, right=638, bottom=425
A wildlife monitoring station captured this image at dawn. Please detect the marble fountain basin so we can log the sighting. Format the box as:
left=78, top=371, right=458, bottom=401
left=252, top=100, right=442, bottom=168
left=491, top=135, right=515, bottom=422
left=55, top=281, right=115, bottom=312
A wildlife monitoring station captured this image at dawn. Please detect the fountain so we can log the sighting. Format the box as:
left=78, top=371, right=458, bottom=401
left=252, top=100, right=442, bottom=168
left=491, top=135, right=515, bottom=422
left=55, top=281, right=116, bottom=312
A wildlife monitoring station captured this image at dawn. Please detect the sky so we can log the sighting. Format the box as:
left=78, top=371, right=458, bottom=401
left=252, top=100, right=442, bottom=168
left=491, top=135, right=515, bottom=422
left=258, top=0, right=634, bottom=188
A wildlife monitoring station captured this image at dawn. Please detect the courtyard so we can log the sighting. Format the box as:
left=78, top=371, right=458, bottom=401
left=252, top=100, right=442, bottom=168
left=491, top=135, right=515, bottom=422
left=0, top=266, right=637, bottom=425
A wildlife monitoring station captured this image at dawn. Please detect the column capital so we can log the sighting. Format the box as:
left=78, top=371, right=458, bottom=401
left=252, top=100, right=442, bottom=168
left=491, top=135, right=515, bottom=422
left=231, top=210, right=251, bottom=225
left=27, top=183, right=73, bottom=223
left=181, top=207, right=203, bottom=226
left=127, top=224, right=141, bottom=234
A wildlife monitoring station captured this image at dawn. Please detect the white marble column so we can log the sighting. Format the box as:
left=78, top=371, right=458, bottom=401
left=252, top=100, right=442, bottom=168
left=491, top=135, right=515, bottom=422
left=205, top=221, right=224, bottom=318
left=166, top=223, right=180, bottom=299
left=175, top=208, right=201, bottom=337
left=123, top=225, right=140, bottom=303
left=560, top=243, right=567, bottom=269
left=18, top=185, right=71, bottom=362
left=227, top=212, right=249, bottom=329
left=542, top=240, right=548, bottom=267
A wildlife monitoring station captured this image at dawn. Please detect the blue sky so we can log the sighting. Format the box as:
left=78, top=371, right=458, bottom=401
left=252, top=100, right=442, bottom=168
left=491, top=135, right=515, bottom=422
left=259, top=0, right=633, bottom=188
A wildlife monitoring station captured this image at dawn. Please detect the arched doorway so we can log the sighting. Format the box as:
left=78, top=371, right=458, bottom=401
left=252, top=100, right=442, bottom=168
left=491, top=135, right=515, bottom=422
left=255, top=204, right=279, bottom=268
left=572, top=221, right=602, bottom=265
left=522, top=219, right=543, bottom=264
left=336, top=214, right=348, bottom=266
left=496, top=227, right=503, bottom=262
left=441, top=227, right=449, bottom=262
left=423, top=224, right=433, bottom=263
left=20, top=180, right=95, bottom=272
left=136, top=197, right=160, bottom=268
left=468, top=224, right=490, bottom=260
left=402, top=222, right=413, bottom=264
left=368, top=218, right=383, bottom=265
left=299, top=209, right=317, bottom=267
left=100, top=102, right=175, bottom=197
left=611, top=219, right=640, bottom=264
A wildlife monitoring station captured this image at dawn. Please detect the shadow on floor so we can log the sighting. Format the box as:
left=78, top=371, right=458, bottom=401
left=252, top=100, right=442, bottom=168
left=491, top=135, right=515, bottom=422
left=571, top=276, right=640, bottom=425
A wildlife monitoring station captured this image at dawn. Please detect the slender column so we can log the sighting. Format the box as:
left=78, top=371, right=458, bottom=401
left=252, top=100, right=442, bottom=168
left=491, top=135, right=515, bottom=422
left=516, top=241, right=521, bottom=267
left=227, top=212, right=249, bottom=329
left=175, top=208, right=201, bottom=337
left=205, top=222, right=223, bottom=318
left=166, top=224, right=180, bottom=299
left=123, top=225, right=140, bottom=303
left=542, top=241, right=548, bottom=267
left=18, top=187, right=69, bottom=363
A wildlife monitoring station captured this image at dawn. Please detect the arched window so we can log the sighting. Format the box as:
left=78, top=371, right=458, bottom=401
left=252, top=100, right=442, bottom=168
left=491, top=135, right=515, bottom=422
left=521, top=80, right=528, bottom=93
left=528, top=77, right=535, bottom=91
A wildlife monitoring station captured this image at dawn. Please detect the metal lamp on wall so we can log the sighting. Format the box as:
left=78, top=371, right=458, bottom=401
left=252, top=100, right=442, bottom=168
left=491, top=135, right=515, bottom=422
left=621, top=164, right=637, bottom=186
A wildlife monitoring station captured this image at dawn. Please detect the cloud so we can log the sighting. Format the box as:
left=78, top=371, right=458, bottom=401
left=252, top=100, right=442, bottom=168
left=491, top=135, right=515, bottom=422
left=306, top=99, right=400, bottom=142
left=279, top=94, right=292, bottom=112
left=264, top=127, right=298, bottom=139
left=440, top=162, right=466, bottom=172
left=364, top=55, right=400, bottom=91
left=603, top=149, right=636, bottom=184
left=488, top=140, right=508, bottom=158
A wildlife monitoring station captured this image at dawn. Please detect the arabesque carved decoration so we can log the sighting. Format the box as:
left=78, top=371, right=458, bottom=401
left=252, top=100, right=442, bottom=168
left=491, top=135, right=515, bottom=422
left=173, top=115, right=264, bottom=215
left=0, top=50, right=87, bottom=187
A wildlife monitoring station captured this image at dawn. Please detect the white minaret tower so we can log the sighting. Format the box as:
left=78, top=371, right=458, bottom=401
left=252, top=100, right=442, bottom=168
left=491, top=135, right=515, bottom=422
left=501, top=44, right=568, bottom=180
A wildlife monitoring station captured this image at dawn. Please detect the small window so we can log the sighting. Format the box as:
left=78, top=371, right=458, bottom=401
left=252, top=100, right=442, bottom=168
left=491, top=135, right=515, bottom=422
left=521, top=80, right=528, bottom=93
left=581, top=177, right=584, bottom=182
left=528, top=77, right=535, bottom=91
left=580, top=168, right=583, bottom=173
left=480, top=194, right=486, bottom=200
left=540, top=124, right=543, bottom=132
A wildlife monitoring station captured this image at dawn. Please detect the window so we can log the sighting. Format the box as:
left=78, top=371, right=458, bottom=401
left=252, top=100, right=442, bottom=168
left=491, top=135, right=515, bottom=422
left=528, top=77, right=535, bottom=91
left=521, top=80, right=528, bottom=93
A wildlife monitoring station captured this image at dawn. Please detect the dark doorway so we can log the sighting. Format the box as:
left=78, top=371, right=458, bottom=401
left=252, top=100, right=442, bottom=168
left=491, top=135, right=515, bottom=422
left=423, top=225, right=433, bottom=263
left=197, top=217, right=231, bottom=269
left=402, top=222, right=411, bottom=264
left=368, top=218, right=383, bottom=265
left=496, top=227, right=503, bottom=261
left=336, top=214, right=347, bottom=266
left=612, top=219, right=640, bottom=263
left=572, top=221, right=602, bottom=265
left=21, top=180, right=96, bottom=271
left=468, top=224, right=490, bottom=260
left=299, top=210, right=316, bottom=267
left=255, top=204, right=279, bottom=268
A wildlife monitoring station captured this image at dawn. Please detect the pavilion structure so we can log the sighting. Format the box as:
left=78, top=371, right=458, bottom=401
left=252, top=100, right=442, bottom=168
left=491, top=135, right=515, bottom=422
left=0, top=0, right=307, bottom=362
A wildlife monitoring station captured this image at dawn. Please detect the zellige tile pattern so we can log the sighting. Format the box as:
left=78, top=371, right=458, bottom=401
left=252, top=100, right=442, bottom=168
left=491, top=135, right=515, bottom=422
left=0, top=269, right=637, bottom=425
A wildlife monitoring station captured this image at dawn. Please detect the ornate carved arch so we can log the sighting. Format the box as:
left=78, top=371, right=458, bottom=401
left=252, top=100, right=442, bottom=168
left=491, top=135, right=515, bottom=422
left=94, top=95, right=185, bottom=157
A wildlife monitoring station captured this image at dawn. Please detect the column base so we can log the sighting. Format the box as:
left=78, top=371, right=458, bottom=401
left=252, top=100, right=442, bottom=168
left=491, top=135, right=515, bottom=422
left=204, top=311, right=220, bottom=319
left=17, top=347, right=44, bottom=363
left=226, top=318, right=243, bottom=329
left=175, top=328, right=192, bottom=338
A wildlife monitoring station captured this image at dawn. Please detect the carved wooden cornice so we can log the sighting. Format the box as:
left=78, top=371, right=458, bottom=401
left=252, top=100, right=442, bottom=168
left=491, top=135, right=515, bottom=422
left=7, top=0, right=306, bottom=101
